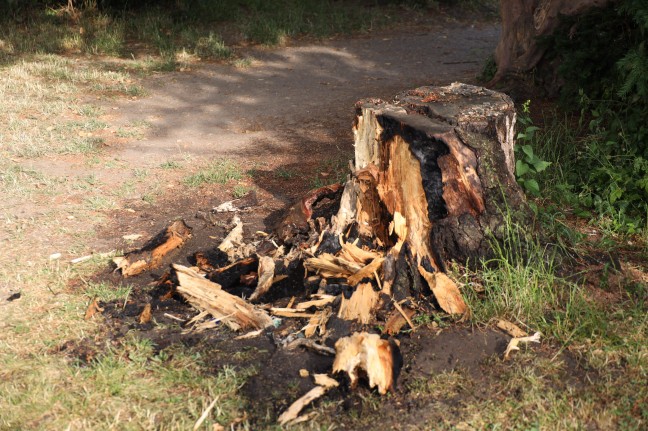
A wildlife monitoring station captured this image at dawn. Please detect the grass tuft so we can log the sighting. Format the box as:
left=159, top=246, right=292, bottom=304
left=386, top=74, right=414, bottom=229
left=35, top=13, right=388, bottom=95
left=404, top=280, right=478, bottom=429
left=183, top=160, right=243, bottom=187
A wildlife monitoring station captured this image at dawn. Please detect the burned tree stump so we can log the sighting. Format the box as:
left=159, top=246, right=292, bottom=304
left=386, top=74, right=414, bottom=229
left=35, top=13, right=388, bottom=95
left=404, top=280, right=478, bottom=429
left=335, top=82, right=528, bottom=270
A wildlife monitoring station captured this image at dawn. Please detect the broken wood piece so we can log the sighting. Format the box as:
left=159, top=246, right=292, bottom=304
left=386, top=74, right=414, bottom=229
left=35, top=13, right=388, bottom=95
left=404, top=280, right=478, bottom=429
left=338, top=237, right=383, bottom=264
left=304, top=312, right=322, bottom=338
left=304, top=253, right=363, bottom=278
left=234, top=328, right=265, bottom=340
left=391, top=301, right=417, bottom=333
left=304, top=307, right=332, bottom=338
left=418, top=267, right=467, bottom=315
left=208, top=256, right=258, bottom=290
left=497, top=319, right=528, bottom=338
left=338, top=282, right=378, bottom=324
left=285, top=338, right=336, bottom=356
left=347, top=256, right=385, bottom=286
left=295, top=295, right=336, bottom=310
left=248, top=256, right=275, bottom=302
left=383, top=306, right=416, bottom=335
left=333, top=332, right=399, bottom=395
left=217, top=215, right=255, bottom=261
left=277, top=373, right=339, bottom=426
left=113, top=219, right=192, bottom=277
left=213, top=190, right=258, bottom=213
left=270, top=308, right=317, bottom=319
left=138, top=303, right=152, bottom=324
left=504, top=331, right=542, bottom=360
left=84, top=298, right=103, bottom=320
left=174, top=264, right=273, bottom=331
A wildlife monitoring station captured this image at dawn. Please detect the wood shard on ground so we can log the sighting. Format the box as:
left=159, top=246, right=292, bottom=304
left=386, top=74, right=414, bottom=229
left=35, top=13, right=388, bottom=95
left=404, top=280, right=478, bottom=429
left=113, top=219, right=192, bottom=277
left=333, top=332, right=397, bottom=395
left=174, top=264, right=273, bottom=331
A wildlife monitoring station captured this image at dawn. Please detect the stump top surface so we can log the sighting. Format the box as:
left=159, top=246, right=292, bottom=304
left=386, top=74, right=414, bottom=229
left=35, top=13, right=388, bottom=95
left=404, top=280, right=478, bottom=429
left=396, top=83, right=514, bottom=128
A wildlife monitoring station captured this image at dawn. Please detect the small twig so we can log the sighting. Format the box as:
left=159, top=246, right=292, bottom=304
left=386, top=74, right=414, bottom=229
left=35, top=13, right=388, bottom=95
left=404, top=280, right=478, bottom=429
left=193, top=397, right=220, bottom=431
left=163, top=313, right=185, bottom=322
left=392, top=299, right=416, bottom=332
left=285, top=338, right=336, bottom=356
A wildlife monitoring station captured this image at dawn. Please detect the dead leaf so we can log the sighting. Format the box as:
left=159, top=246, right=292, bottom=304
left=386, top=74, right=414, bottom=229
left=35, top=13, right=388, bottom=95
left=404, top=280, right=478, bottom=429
left=122, top=233, right=143, bottom=241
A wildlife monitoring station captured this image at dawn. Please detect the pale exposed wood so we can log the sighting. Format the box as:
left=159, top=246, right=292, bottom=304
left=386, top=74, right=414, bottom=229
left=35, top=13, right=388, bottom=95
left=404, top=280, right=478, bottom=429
left=249, top=256, right=275, bottom=302
left=270, top=308, right=317, bottom=318
left=338, top=282, right=379, bottom=324
left=497, top=319, right=528, bottom=338
left=338, top=236, right=383, bottom=264
left=347, top=257, right=385, bottom=286
left=277, top=385, right=328, bottom=426
left=285, top=338, right=336, bottom=356
left=383, top=306, right=416, bottom=335
left=418, top=267, right=467, bottom=315
left=295, top=295, right=336, bottom=310
left=138, top=303, right=152, bottom=324
left=174, top=264, right=273, bottom=331
left=333, top=332, right=396, bottom=395
left=304, top=253, right=362, bottom=278
left=114, top=219, right=192, bottom=277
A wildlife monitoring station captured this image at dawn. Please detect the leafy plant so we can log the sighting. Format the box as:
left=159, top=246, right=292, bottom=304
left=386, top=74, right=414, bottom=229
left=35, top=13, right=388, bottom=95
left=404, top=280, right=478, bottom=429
left=542, top=0, right=648, bottom=232
left=514, top=101, right=551, bottom=197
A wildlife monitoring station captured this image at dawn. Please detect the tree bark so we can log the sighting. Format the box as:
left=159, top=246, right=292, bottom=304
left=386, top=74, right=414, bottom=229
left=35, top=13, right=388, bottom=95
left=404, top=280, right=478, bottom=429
left=492, top=0, right=614, bottom=83
left=336, top=83, right=528, bottom=269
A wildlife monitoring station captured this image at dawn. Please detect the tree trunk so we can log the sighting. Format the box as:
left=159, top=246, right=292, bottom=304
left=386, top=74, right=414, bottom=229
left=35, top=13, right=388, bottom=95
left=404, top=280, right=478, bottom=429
left=492, top=0, right=614, bottom=84
left=334, top=83, right=528, bottom=269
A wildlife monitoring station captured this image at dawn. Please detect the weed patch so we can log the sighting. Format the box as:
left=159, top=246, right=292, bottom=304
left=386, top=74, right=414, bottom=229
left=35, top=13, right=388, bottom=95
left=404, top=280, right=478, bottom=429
left=183, top=160, right=243, bottom=187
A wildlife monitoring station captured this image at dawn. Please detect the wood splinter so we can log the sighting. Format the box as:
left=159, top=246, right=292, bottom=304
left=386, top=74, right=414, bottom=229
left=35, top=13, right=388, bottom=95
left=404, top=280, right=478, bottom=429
left=113, top=219, right=192, bottom=277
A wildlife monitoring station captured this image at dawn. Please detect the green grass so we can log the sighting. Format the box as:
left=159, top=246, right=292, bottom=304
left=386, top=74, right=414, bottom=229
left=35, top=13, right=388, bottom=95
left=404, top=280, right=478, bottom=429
left=83, top=281, right=133, bottom=302
left=232, top=184, right=253, bottom=198
left=0, top=334, right=254, bottom=430
left=309, top=154, right=351, bottom=189
left=0, top=1, right=407, bottom=71
left=183, top=160, right=244, bottom=187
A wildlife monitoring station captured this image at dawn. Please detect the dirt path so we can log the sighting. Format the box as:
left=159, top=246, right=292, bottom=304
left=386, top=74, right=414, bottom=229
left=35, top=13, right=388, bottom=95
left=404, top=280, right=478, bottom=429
left=111, top=23, right=498, bottom=166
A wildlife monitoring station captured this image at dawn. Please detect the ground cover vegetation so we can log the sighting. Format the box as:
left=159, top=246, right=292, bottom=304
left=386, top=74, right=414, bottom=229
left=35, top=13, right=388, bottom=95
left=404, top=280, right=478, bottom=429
left=0, top=1, right=645, bottom=430
left=533, top=0, right=648, bottom=234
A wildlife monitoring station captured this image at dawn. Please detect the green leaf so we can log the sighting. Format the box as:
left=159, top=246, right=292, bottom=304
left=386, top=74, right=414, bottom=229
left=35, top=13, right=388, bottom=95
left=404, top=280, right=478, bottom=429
left=516, top=160, right=531, bottom=177
left=524, top=179, right=540, bottom=196
left=532, top=160, right=552, bottom=173
left=522, top=145, right=534, bottom=159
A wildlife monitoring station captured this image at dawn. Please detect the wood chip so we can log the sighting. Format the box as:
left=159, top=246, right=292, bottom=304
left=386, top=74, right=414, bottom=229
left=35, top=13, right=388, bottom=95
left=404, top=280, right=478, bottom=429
left=497, top=319, right=528, bottom=338
left=384, top=303, right=416, bottom=335
left=333, top=332, right=396, bottom=395
left=418, top=267, right=467, bottom=315
left=249, top=256, right=275, bottom=301
left=270, top=308, right=317, bottom=318
left=114, top=220, right=192, bottom=277
left=277, top=374, right=339, bottom=426
left=84, top=298, right=103, bottom=320
left=295, top=295, right=336, bottom=310
left=338, top=282, right=378, bottom=324
left=138, top=303, right=152, bottom=324
left=347, top=257, right=385, bottom=286
left=504, top=332, right=542, bottom=360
